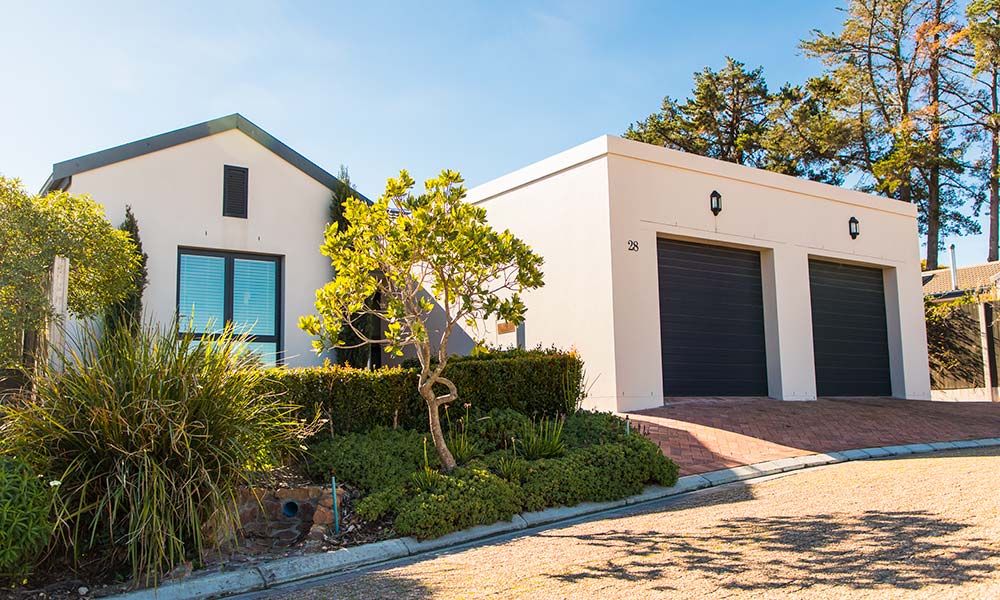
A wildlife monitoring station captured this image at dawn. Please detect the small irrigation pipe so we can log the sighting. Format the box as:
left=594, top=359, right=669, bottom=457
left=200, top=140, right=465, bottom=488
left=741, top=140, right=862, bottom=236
left=625, top=415, right=630, bottom=437
left=330, top=473, right=341, bottom=536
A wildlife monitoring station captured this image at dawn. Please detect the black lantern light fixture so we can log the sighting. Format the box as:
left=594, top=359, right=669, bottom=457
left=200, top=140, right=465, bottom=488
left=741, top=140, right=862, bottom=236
left=710, top=190, right=722, bottom=216
left=849, top=216, right=860, bottom=240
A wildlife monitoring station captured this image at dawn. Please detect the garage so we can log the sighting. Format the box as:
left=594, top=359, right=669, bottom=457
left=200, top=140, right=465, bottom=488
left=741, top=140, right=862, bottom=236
left=808, top=259, right=892, bottom=396
left=657, top=238, right=768, bottom=396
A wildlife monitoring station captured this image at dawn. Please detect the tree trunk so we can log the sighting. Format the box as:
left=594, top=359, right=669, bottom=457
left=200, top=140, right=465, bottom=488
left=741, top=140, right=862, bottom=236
left=922, top=175, right=941, bottom=269
left=20, top=329, right=37, bottom=379
left=990, top=72, right=999, bottom=263
left=925, top=5, right=943, bottom=272
left=418, top=369, right=457, bottom=471
left=990, top=131, right=999, bottom=262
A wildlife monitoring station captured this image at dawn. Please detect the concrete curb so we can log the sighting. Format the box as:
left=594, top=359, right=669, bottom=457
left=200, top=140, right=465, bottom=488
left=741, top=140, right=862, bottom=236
left=108, top=437, right=1000, bottom=599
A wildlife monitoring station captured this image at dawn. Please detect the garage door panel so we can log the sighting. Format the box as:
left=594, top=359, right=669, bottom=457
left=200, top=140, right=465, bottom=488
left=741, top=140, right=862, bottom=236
left=809, top=259, right=891, bottom=396
left=663, top=317, right=769, bottom=336
left=658, top=238, right=768, bottom=396
left=662, top=330, right=767, bottom=348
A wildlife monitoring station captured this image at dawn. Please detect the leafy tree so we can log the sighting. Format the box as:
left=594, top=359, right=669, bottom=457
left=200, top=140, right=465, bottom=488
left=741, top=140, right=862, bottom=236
left=300, top=169, right=544, bottom=469
left=802, top=0, right=978, bottom=269
left=764, top=76, right=860, bottom=184
left=956, top=0, right=1000, bottom=261
left=328, top=165, right=378, bottom=368
left=625, top=58, right=850, bottom=185
left=0, top=177, right=139, bottom=368
left=103, top=205, right=148, bottom=335
left=626, top=57, right=772, bottom=167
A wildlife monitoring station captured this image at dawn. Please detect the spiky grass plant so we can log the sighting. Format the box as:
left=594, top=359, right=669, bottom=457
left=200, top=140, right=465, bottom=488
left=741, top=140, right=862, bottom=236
left=0, top=321, right=314, bottom=586
left=517, top=416, right=565, bottom=460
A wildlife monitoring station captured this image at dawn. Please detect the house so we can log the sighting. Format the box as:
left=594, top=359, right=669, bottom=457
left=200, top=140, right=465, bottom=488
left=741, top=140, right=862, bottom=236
left=41, top=119, right=933, bottom=409
left=923, top=253, right=1000, bottom=301
left=466, top=135, right=932, bottom=413
left=40, top=114, right=358, bottom=367
left=922, top=251, right=1000, bottom=402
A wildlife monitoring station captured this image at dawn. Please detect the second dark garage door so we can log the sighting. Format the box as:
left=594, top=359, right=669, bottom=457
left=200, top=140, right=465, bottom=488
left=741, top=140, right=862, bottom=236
left=808, top=259, right=892, bottom=396
left=657, top=238, right=768, bottom=396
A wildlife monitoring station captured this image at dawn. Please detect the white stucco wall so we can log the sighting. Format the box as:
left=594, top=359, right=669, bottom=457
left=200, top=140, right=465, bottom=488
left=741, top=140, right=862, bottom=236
left=467, top=135, right=932, bottom=412
left=467, top=139, right=619, bottom=411
left=64, top=129, right=332, bottom=367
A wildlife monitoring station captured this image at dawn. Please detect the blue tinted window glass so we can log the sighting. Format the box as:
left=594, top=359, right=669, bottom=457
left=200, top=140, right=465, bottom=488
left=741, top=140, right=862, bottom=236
left=242, top=341, right=278, bottom=367
left=178, top=254, right=225, bottom=333
left=232, top=258, right=276, bottom=336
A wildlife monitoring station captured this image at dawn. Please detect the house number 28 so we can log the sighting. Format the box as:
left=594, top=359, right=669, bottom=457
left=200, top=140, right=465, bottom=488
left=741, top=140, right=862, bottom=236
left=627, top=240, right=639, bottom=252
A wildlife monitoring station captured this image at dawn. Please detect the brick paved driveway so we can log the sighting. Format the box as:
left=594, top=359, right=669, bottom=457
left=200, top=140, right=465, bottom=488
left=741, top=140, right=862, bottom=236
left=629, top=397, right=1000, bottom=475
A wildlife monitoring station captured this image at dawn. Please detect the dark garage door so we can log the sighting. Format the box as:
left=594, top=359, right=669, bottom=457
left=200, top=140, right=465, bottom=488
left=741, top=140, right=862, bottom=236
left=657, top=238, right=768, bottom=396
left=808, top=259, right=892, bottom=396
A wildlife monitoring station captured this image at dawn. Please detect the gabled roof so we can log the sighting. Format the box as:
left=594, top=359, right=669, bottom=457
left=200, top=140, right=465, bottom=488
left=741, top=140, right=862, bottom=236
left=922, top=261, right=1000, bottom=298
left=40, top=113, right=368, bottom=200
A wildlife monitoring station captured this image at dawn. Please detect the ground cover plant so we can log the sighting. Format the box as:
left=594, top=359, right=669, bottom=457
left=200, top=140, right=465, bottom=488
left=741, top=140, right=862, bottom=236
left=307, top=408, right=678, bottom=540
left=0, top=457, right=52, bottom=579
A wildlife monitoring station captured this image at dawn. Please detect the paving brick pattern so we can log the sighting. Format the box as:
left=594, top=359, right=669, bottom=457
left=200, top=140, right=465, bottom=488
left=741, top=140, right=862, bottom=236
left=629, top=397, right=1000, bottom=475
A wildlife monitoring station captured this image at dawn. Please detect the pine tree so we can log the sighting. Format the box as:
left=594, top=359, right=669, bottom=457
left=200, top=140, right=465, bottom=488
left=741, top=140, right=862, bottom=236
left=802, top=0, right=978, bottom=269
left=625, top=57, right=772, bottom=167
left=328, top=166, right=377, bottom=368
left=104, top=205, right=148, bottom=334
left=958, top=0, right=1000, bottom=261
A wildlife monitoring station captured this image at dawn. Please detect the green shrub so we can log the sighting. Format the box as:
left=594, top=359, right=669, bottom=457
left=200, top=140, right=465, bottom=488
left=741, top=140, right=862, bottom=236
left=492, top=453, right=527, bottom=484
left=467, top=408, right=530, bottom=452
left=443, top=353, right=583, bottom=417
left=262, top=366, right=425, bottom=435
left=364, top=467, right=521, bottom=540
left=263, top=350, right=583, bottom=436
left=0, top=323, right=312, bottom=584
left=442, top=404, right=484, bottom=465
left=400, top=345, right=572, bottom=368
left=321, top=405, right=678, bottom=541
left=520, top=436, right=679, bottom=512
left=306, top=427, right=438, bottom=490
left=0, top=457, right=51, bottom=578
left=562, top=410, right=631, bottom=448
left=517, top=417, right=565, bottom=460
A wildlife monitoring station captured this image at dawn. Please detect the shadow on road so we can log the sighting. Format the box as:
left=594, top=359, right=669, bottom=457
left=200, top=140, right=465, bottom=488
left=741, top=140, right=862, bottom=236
left=542, top=509, right=993, bottom=592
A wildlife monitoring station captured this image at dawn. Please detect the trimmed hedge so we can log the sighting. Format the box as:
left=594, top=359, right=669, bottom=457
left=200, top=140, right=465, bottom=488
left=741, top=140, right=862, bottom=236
left=263, top=350, right=583, bottom=435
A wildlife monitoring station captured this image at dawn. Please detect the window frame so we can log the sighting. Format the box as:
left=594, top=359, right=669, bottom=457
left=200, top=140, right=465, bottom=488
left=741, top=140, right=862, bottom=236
left=176, top=247, right=284, bottom=364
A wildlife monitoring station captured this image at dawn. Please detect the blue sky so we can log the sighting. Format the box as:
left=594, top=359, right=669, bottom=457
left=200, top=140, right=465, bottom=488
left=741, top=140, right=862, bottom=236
left=0, top=1, right=988, bottom=266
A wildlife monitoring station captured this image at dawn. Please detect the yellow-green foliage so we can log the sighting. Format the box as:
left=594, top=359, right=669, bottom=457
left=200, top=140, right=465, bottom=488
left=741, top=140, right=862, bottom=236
left=0, top=176, right=140, bottom=367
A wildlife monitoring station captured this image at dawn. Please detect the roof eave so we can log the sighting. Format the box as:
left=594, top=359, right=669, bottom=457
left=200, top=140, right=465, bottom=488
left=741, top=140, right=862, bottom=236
left=40, top=113, right=370, bottom=202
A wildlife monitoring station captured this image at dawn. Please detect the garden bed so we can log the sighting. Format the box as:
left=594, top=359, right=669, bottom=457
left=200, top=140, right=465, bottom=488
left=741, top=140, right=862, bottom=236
left=1, top=409, right=676, bottom=599
left=301, top=408, right=678, bottom=542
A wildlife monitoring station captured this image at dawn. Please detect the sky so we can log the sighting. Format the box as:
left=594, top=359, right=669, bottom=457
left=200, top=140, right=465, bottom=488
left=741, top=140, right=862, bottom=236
left=0, top=0, right=989, bottom=267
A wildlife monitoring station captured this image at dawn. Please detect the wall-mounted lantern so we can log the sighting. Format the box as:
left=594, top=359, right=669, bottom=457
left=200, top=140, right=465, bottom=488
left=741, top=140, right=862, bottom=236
left=710, top=190, right=722, bottom=216
left=849, top=216, right=860, bottom=240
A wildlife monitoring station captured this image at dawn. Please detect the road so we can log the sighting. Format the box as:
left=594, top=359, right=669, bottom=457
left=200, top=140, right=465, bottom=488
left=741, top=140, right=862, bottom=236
left=261, top=446, right=1000, bottom=599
